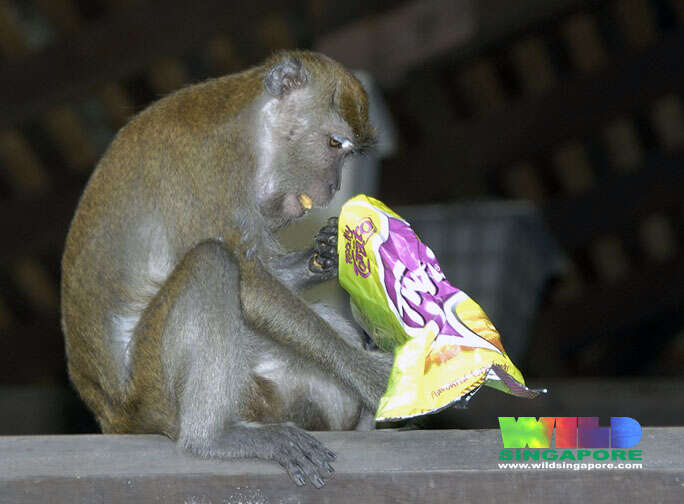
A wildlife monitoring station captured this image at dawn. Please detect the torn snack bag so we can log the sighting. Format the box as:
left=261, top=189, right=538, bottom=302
left=337, top=194, right=546, bottom=422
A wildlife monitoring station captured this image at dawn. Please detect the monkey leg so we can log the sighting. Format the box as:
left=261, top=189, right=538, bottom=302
left=241, top=257, right=394, bottom=412
left=134, top=240, right=337, bottom=487
left=308, top=301, right=364, bottom=350
left=307, top=302, right=384, bottom=432
left=266, top=248, right=322, bottom=291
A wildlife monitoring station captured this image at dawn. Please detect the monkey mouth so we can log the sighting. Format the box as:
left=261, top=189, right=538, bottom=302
left=298, top=193, right=313, bottom=211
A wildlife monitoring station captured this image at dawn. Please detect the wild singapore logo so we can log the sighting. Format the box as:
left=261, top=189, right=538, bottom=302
left=498, top=417, right=643, bottom=466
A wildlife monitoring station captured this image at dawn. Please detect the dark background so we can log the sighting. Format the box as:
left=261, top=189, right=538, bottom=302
left=0, top=0, right=682, bottom=434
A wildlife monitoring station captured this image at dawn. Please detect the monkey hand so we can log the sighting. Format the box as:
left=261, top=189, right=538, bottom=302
left=309, top=217, right=338, bottom=279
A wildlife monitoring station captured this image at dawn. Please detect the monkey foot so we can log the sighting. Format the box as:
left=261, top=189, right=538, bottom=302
left=265, top=424, right=336, bottom=488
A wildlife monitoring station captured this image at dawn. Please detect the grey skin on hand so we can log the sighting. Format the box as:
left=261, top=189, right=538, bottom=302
left=309, top=217, right=339, bottom=279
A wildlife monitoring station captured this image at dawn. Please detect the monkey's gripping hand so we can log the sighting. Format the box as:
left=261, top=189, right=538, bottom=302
left=308, top=217, right=338, bottom=280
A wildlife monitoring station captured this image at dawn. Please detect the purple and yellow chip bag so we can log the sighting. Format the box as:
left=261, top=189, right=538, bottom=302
left=337, top=194, right=545, bottom=421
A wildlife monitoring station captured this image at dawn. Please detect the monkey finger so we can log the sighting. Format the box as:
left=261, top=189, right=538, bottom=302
left=316, top=246, right=337, bottom=261
left=308, top=255, right=325, bottom=273
left=317, top=257, right=337, bottom=270
left=314, top=236, right=331, bottom=251
left=324, top=234, right=337, bottom=247
left=320, top=225, right=337, bottom=235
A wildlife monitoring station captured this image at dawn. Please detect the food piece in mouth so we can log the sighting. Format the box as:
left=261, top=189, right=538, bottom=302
left=299, top=193, right=313, bottom=210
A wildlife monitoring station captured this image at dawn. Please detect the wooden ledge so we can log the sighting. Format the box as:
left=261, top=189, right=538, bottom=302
left=1, top=428, right=682, bottom=503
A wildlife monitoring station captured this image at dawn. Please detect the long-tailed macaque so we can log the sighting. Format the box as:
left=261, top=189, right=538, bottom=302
left=61, top=50, right=393, bottom=488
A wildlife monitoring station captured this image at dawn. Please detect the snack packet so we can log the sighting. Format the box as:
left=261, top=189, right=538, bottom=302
left=337, top=194, right=545, bottom=421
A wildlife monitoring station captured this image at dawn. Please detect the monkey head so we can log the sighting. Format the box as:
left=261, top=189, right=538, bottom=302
left=255, top=51, right=376, bottom=225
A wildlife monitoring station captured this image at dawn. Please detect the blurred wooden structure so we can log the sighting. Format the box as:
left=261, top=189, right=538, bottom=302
left=0, top=0, right=683, bottom=424
left=0, top=0, right=395, bottom=386
left=3, top=378, right=681, bottom=435
left=1, top=429, right=682, bottom=503
left=376, top=1, right=684, bottom=378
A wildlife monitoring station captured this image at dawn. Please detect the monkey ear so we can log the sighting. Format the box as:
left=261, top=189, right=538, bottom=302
left=264, top=57, right=309, bottom=97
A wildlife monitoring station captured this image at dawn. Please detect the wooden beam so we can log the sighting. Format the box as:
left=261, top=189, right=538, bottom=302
left=0, top=182, right=83, bottom=262
left=4, top=380, right=682, bottom=434
left=544, top=153, right=684, bottom=252
left=0, top=0, right=396, bottom=131
left=381, top=30, right=684, bottom=203
left=0, top=317, right=65, bottom=384
left=531, top=252, right=684, bottom=369
left=429, top=379, right=684, bottom=428
left=0, top=0, right=279, bottom=130
left=316, top=0, right=591, bottom=85
left=463, top=30, right=684, bottom=173
left=0, top=429, right=681, bottom=503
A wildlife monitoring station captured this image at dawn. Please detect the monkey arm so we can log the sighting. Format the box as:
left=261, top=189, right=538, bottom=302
left=266, top=248, right=330, bottom=291
left=240, top=258, right=392, bottom=412
left=267, top=217, right=339, bottom=291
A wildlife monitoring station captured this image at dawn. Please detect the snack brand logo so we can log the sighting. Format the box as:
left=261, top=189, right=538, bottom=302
left=343, top=218, right=376, bottom=278
left=383, top=257, right=447, bottom=329
left=498, top=417, right=642, bottom=449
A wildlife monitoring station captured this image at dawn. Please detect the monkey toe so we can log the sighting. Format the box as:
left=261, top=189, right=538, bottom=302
left=278, top=454, right=306, bottom=486
left=272, top=426, right=335, bottom=488
left=290, top=428, right=337, bottom=465
left=297, top=455, right=326, bottom=488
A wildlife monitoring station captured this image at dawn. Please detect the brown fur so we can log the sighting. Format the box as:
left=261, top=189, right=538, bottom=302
left=61, top=51, right=389, bottom=487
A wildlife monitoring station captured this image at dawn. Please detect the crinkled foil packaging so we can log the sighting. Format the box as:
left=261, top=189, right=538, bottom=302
left=338, top=194, right=546, bottom=421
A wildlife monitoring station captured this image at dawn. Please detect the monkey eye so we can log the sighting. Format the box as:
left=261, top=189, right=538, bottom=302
left=330, top=135, right=354, bottom=151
